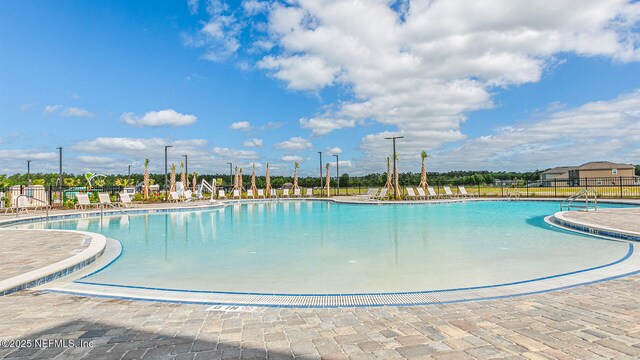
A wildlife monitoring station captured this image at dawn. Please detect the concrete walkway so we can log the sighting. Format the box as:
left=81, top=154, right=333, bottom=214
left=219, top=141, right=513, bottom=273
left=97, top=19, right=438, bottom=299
left=563, top=207, right=640, bottom=235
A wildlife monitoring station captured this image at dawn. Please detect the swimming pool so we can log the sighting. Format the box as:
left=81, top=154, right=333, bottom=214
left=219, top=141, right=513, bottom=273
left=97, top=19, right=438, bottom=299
left=13, top=200, right=633, bottom=295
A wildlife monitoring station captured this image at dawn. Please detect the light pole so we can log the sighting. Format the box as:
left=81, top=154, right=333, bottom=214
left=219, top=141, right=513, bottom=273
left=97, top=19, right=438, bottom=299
left=318, top=151, right=323, bottom=196
left=164, top=145, right=173, bottom=200
left=226, top=162, right=232, bottom=189
left=384, top=136, right=404, bottom=200
left=57, top=147, right=62, bottom=203
left=27, top=160, right=31, bottom=185
left=333, top=154, right=339, bottom=196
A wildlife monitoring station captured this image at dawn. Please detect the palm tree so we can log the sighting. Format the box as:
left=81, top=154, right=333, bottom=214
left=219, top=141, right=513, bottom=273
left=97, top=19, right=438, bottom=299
left=293, top=162, right=299, bottom=190
left=250, top=164, right=257, bottom=195
left=170, top=163, right=176, bottom=192
left=325, top=163, right=331, bottom=197
left=393, top=152, right=400, bottom=199
left=419, top=150, right=429, bottom=191
left=233, top=166, right=239, bottom=191
left=143, top=159, right=150, bottom=200
left=265, top=163, right=271, bottom=197
left=384, top=157, right=392, bottom=195
left=180, top=161, right=186, bottom=198
left=192, top=171, right=198, bottom=193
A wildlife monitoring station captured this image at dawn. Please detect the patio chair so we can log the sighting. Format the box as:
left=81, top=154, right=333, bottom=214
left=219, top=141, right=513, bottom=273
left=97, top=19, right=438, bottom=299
left=75, top=193, right=97, bottom=210
left=304, top=188, right=313, bottom=197
left=233, top=190, right=241, bottom=199
left=257, top=189, right=265, bottom=198
left=293, top=188, right=301, bottom=197
left=119, top=193, right=140, bottom=208
left=405, top=187, right=417, bottom=200
left=282, top=189, right=290, bottom=198
left=184, top=190, right=193, bottom=202
left=458, top=186, right=478, bottom=198
left=443, top=186, right=456, bottom=198
left=98, top=193, right=120, bottom=207
left=374, top=188, right=388, bottom=200
left=247, top=189, right=255, bottom=199
left=270, top=189, right=278, bottom=198
left=426, top=186, right=439, bottom=199
left=169, top=191, right=181, bottom=203
left=218, top=189, right=226, bottom=199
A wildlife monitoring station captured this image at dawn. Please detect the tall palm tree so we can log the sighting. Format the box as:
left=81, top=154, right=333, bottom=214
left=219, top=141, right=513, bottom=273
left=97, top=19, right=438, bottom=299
left=239, top=168, right=243, bottom=191
left=293, top=162, right=299, bottom=190
left=233, top=166, right=239, bottom=191
left=143, top=159, right=150, bottom=200
left=384, top=157, right=392, bottom=195
left=265, top=163, right=271, bottom=197
left=250, top=164, right=257, bottom=195
left=325, top=163, right=331, bottom=197
left=192, top=172, right=198, bottom=193
left=170, top=163, right=176, bottom=192
left=419, top=150, right=429, bottom=191
left=180, top=161, right=186, bottom=198
left=394, top=152, right=400, bottom=199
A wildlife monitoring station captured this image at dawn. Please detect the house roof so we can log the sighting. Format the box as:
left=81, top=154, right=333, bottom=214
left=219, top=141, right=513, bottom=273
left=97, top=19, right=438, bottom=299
left=541, top=166, right=575, bottom=175
left=576, top=161, right=634, bottom=170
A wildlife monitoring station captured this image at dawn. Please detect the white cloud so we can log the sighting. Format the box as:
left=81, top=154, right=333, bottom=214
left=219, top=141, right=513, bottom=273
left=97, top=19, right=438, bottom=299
left=274, top=137, right=312, bottom=151
left=183, top=0, right=243, bottom=62
left=212, top=147, right=260, bottom=160
left=44, top=105, right=62, bottom=114
left=257, top=0, right=640, bottom=163
left=243, top=138, right=263, bottom=147
left=300, top=117, right=356, bottom=136
left=242, top=0, right=270, bottom=16
left=260, top=121, right=284, bottom=130
left=187, top=0, right=199, bottom=14
left=121, top=109, right=197, bottom=127
left=281, top=155, right=303, bottom=162
left=61, top=107, right=94, bottom=118
left=20, top=103, right=36, bottom=111
left=0, top=150, right=57, bottom=161
left=230, top=121, right=251, bottom=130
left=327, top=147, right=342, bottom=155
left=76, top=156, right=116, bottom=165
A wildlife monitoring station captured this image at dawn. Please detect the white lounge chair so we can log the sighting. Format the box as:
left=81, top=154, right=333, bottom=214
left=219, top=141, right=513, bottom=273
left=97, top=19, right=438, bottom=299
left=374, top=188, right=388, bottom=200
left=458, top=186, right=477, bottom=198
left=443, top=186, right=456, bottom=198
left=282, top=189, right=290, bottom=198
left=169, top=191, right=181, bottom=203
left=119, top=193, right=140, bottom=208
left=184, top=190, right=193, bottom=201
left=257, top=189, right=265, bottom=198
left=426, top=186, right=439, bottom=199
left=218, top=189, right=226, bottom=199
left=353, top=188, right=373, bottom=200
left=75, top=193, right=97, bottom=210
left=98, top=193, right=120, bottom=207
left=233, top=190, right=241, bottom=199
left=270, top=189, right=278, bottom=198
left=293, top=188, right=301, bottom=197
left=405, top=187, right=417, bottom=200
left=415, top=187, right=425, bottom=200
left=304, top=188, right=313, bottom=197
left=247, top=189, right=255, bottom=199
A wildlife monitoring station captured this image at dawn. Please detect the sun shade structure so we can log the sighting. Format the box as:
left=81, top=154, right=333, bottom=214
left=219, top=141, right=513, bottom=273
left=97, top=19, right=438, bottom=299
left=293, top=162, right=299, bottom=190
left=251, top=164, right=257, bottom=195
left=325, top=162, right=330, bottom=197
left=265, top=163, right=271, bottom=197
left=143, top=158, right=150, bottom=200
left=170, top=163, right=176, bottom=192
left=419, top=150, right=429, bottom=191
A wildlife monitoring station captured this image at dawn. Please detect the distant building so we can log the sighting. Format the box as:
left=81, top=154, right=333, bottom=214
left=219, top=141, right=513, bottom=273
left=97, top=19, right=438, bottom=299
left=541, top=161, right=636, bottom=186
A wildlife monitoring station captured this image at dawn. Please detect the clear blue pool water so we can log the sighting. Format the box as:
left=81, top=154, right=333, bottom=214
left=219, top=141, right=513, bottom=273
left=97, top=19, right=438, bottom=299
left=14, top=201, right=632, bottom=293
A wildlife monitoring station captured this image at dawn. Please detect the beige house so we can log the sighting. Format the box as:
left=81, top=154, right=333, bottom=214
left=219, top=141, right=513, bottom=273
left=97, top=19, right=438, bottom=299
left=540, top=166, right=574, bottom=181
left=568, top=161, right=635, bottom=185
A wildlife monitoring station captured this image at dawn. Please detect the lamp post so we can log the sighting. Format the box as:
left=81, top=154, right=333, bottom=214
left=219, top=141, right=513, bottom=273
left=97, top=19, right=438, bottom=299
left=318, top=151, right=323, bottom=197
left=57, top=147, right=62, bottom=203
left=226, top=162, right=232, bottom=189
left=384, top=136, right=404, bottom=200
left=27, top=160, right=31, bottom=185
left=333, top=154, right=339, bottom=196
left=164, top=145, right=173, bottom=200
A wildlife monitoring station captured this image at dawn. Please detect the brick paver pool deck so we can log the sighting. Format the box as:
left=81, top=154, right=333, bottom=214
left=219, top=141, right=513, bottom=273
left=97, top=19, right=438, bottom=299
left=0, top=199, right=638, bottom=359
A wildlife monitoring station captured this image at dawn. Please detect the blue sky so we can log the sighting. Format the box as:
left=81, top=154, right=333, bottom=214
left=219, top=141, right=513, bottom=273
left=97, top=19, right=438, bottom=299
left=1, top=0, right=639, bottom=176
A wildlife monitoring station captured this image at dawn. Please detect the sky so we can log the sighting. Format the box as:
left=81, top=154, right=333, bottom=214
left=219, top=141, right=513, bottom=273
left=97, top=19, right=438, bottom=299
left=1, top=0, right=639, bottom=177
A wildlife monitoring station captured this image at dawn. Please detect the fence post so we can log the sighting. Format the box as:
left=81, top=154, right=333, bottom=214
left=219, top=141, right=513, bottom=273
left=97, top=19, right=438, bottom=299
left=501, top=183, right=504, bottom=197
left=526, top=181, right=529, bottom=197
left=619, top=176, right=623, bottom=198
left=554, top=180, right=557, bottom=197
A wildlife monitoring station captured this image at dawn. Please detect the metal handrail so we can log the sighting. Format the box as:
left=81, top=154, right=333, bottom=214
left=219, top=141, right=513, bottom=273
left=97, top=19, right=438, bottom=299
left=12, top=194, right=50, bottom=219
left=560, top=189, right=597, bottom=211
